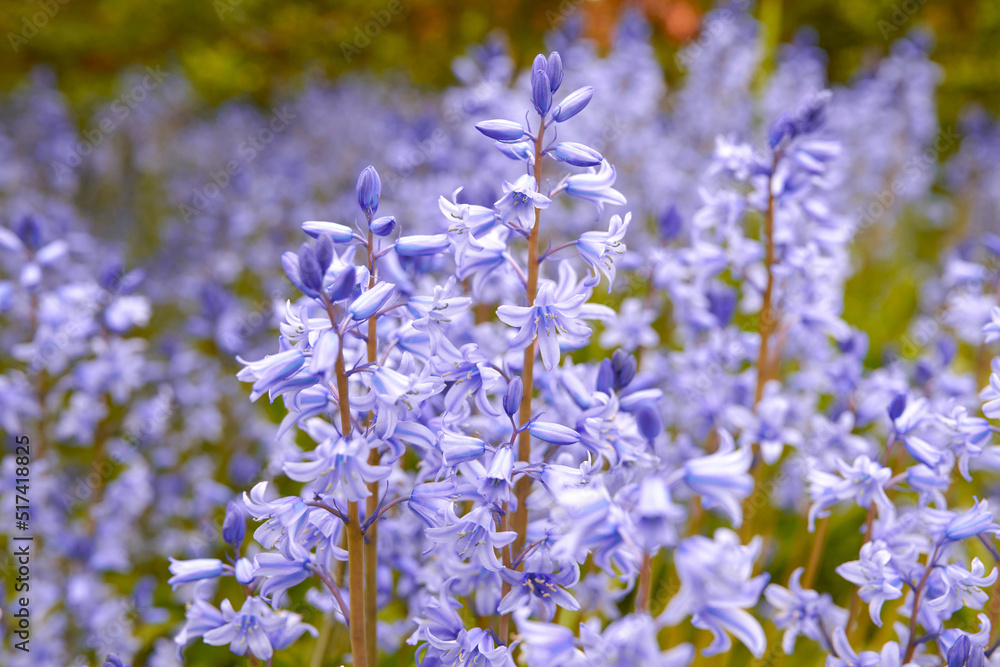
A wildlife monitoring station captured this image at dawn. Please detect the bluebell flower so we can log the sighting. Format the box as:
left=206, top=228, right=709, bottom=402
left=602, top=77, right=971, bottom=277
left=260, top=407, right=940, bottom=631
left=236, top=348, right=308, bottom=402
left=425, top=505, right=516, bottom=572
left=408, top=587, right=514, bottom=666
left=174, top=599, right=227, bottom=654
left=764, top=568, right=847, bottom=653
left=475, top=119, right=527, bottom=143
left=167, top=558, right=226, bottom=588
left=531, top=69, right=552, bottom=116
left=807, top=454, right=893, bottom=531
left=835, top=541, right=903, bottom=626
left=479, top=446, right=514, bottom=504
left=893, top=396, right=944, bottom=466
left=301, top=220, right=355, bottom=243
left=681, top=430, right=754, bottom=527
left=495, top=174, right=551, bottom=230
left=580, top=614, right=694, bottom=666
left=203, top=597, right=316, bottom=661
left=943, top=499, right=1000, bottom=542
left=497, top=563, right=580, bottom=620
left=356, top=164, right=381, bottom=217
left=496, top=271, right=605, bottom=370
left=562, top=161, right=626, bottom=214
left=514, top=615, right=584, bottom=664
left=660, top=529, right=768, bottom=658
left=980, top=359, right=1000, bottom=419
left=631, top=476, right=686, bottom=551
left=439, top=187, right=497, bottom=242
left=439, top=430, right=487, bottom=466
left=827, top=628, right=903, bottom=667
left=552, top=86, right=593, bottom=123
left=528, top=421, right=580, bottom=444
left=254, top=542, right=314, bottom=608
left=577, top=212, right=630, bottom=290
left=984, top=306, right=1000, bottom=344
left=549, top=141, right=603, bottom=167
left=283, top=421, right=391, bottom=501
left=926, top=557, right=997, bottom=617
left=222, top=500, right=246, bottom=550
left=395, top=234, right=451, bottom=257
left=370, top=215, right=396, bottom=236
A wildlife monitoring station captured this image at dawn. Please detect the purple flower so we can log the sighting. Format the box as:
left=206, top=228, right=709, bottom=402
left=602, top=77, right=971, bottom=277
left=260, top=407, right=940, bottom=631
left=660, top=529, right=769, bottom=658
left=203, top=597, right=316, bottom=660
left=496, top=271, right=607, bottom=370
left=681, top=431, right=754, bottom=527
left=835, top=541, right=904, bottom=626
left=577, top=212, right=630, bottom=290
left=495, top=174, right=551, bottom=230
left=497, top=564, right=580, bottom=620
left=562, top=161, right=626, bottom=214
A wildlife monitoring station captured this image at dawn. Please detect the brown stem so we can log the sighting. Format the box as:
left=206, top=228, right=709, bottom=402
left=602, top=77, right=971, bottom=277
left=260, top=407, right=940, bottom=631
left=326, top=294, right=367, bottom=667
left=636, top=553, right=652, bottom=613
left=511, top=122, right=546, bottom=562
left=847, top=436, right=897, bottom=638
left=497, top=500, right=513, bottom=643
left=363, top=230, right=379, bottom=667
left=741, top=158, right=779, bottom=542
left=902, top=545, right=941, bottom=663
left=801, top=515, right=829, bottom=590
left=753, top=155, right=779, bottom=406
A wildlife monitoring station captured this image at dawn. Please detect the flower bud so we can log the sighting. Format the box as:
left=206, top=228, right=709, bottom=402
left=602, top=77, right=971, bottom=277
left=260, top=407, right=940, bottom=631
left=611, top=349, right=636, bottom=388
left=551, top=142, right=603, bottom=167
left=596, top=359, right=615, bottom=394
left=947, top=635, right=971, bottom=667
left=659, top=205, right=683, bottom=241
left=222, top=501, right=246, bottom=550
left=475, top=119, right=526, bottom=143
left=528, top=421, right=580, bottom=444
left=356, top=165, right=381, bottom=218
left=315, top=234, right=333, bottom=273
left=888, top=393, right=907, bottom=422
left=302, top=220, right=354, bottom=242
left=297, top=244, right=323, bottom=297
left=395, top=234, right=450, bottom=257
left=329, top=265, right=357, bottom=302
left=546, top=51, right=563, bottom=92
left=635, top=404, right=663, bottom=441
left=552, top=86, right=593, bottom=123
left=235, top=557, right=255, bottom=585
left=532, top=53, right=548, bottom=76
left=503, top=377, right=523, bottom=417
left=15, top=215, right=42, bottom=250
left=349, top=281, right=396, bottom=320
left=370, top=215, right=396, bottom=237
left=532, top=70, right=552, bottom=116
left=495, top=141, right=533, bottom=162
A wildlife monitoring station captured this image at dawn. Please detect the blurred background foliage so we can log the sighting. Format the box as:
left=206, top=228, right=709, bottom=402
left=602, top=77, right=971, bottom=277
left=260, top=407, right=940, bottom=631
left=1, top=0, right=998, bottom=125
